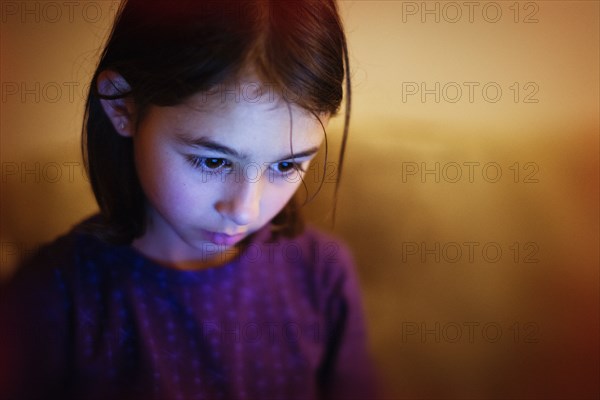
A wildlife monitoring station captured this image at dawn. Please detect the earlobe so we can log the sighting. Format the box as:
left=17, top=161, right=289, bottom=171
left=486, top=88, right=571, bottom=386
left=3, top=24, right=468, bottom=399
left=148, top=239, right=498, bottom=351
left=97, top=70, right=136, bottom=137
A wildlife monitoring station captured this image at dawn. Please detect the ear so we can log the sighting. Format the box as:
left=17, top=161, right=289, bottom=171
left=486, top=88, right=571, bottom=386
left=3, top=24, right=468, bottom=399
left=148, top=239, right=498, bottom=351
left=97, top=70, right=136, bottom=137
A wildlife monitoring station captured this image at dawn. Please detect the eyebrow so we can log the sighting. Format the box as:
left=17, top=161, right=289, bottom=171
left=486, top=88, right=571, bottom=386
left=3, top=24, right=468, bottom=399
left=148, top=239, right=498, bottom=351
left=175, top=133, right=319, bottom=162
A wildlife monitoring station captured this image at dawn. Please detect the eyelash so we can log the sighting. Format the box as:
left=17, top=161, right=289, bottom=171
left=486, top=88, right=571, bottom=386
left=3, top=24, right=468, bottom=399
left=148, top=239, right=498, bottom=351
left=186, top=156, right=306, bottom=178
left=186, top=156, right=233, bottom=172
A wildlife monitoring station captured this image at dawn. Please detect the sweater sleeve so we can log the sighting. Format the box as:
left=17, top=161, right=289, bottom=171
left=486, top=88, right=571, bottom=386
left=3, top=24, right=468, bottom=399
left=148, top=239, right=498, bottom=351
left=0, top=241, right=74, bottom=400
left=317, top=239, right=380, bottom=400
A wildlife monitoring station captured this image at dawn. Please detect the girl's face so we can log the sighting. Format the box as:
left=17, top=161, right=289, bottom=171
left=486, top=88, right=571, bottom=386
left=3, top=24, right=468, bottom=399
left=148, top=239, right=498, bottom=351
left=129, top=86, right=327, bottom=265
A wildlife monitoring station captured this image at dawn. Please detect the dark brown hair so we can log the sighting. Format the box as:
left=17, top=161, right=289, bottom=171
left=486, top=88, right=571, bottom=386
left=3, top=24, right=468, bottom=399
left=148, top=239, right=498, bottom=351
left=82, top=0, right=351, bottom=244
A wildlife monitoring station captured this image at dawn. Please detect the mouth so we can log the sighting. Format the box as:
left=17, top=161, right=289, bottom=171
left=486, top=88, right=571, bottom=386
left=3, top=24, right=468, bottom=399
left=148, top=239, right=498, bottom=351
left=204, top=230, right=247, bottom=246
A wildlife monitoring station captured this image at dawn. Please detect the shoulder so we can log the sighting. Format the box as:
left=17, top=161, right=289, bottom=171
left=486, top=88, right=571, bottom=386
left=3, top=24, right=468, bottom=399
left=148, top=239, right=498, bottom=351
left=1, top=215, right=114, bottom=302
left=298, top=225, right=356, bottom=281
left=258, top=224, right=355, bottom=268
left=0, top=218, right=108, bottom=399
left=2, top=231, right=76, bottom=299
left=253, top=224, right=359, bottom=297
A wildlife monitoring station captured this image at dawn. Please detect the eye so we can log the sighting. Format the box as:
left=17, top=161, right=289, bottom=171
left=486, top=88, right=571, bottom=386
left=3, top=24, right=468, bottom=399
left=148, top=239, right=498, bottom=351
left=203, top=158, right=228, bottom=169
left=187, top=156, right=232, bottom=172
left=270, top=161, right=306, bottom=177
left=274, top=161, right=296, bottom=173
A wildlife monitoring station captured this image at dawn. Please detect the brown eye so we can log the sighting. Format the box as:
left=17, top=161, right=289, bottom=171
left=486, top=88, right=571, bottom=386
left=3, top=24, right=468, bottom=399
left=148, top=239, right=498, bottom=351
left=204, top=158, right=227, bottom=169
left=271, top=161, right=304, bottom=177
left=187, top=156, right=232, bottom=172
left=276, top=161, right=295, bottom=172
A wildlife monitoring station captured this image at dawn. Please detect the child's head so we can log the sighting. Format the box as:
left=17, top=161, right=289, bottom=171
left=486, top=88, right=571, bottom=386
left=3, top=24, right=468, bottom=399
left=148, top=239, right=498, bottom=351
left=83, top=0, right=350, bottom=247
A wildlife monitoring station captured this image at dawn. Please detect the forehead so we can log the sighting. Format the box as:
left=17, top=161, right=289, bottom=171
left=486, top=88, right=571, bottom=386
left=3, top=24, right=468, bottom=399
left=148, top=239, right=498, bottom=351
left=166, top=84, right=326, bottom=145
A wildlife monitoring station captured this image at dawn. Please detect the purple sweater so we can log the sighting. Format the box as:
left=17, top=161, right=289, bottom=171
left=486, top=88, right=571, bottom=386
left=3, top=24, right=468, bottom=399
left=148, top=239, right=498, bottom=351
left=0, top=219, right=377, bottom=400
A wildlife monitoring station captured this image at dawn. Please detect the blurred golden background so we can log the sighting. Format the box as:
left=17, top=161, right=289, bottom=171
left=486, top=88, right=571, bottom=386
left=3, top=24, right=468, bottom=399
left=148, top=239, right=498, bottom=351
left=1, top=1, right=598, bottom=399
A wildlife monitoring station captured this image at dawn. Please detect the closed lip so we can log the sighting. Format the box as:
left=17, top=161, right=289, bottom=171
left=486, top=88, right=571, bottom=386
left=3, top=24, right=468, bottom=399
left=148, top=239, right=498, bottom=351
left=215, top=230, right=247, bottom=237
left=204, top=230, right=248, bottom=246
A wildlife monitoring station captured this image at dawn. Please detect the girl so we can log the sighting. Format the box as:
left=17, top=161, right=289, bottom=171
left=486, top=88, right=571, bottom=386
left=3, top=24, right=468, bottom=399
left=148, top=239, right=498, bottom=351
left=0, top=1, right=378, bottom=399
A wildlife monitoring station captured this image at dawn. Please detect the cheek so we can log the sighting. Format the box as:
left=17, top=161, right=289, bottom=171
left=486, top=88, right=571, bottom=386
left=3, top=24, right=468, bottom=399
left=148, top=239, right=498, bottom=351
left=134, top=140, right=208, bottom=216
left=260, top=181, right=302, bottom=219
left=134, top=142, right=168, bottom=200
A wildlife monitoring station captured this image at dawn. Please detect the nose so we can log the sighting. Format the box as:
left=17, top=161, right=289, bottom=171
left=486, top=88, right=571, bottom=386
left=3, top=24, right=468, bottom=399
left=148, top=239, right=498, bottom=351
left=215, top=178, right=261, bottom=226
